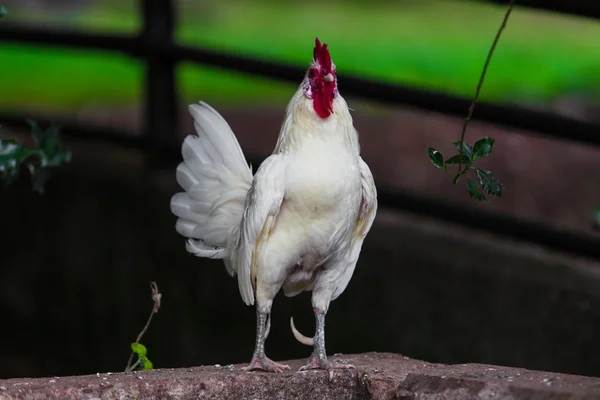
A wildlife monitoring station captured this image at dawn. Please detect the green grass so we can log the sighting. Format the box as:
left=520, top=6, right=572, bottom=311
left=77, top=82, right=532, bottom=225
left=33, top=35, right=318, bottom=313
left=0, top=45, right=143, bottom=112
left=1, top=0, right=600, bottom=113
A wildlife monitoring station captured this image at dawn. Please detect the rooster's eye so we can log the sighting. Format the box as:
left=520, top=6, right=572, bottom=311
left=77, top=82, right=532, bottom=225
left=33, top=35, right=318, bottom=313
left=308, top=69, right=315, bottom=78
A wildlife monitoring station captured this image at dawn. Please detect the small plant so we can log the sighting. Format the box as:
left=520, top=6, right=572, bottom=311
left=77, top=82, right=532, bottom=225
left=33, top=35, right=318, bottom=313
left=0, top=121, right=72, bottom=194
left=125, top=281, right=162, bottom=372
left=0, top=6, right=71, bottom=194
left=428, top=0, right=515, bottom=201
left=428, top=138, right=502, bottom=201
left=129, top=343, right=153, bottom=371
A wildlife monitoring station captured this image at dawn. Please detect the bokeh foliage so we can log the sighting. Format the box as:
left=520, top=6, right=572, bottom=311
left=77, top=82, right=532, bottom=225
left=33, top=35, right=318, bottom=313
left=0, top=0, right=599, bottom=112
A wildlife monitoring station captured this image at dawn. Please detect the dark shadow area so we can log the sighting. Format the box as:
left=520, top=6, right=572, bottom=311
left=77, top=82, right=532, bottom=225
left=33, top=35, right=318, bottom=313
left=1, top=139, right=599, bottom=379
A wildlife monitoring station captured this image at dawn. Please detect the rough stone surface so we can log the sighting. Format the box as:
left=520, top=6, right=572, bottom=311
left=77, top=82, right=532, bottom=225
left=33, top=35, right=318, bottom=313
left=1, top=353, right=600, bottom=400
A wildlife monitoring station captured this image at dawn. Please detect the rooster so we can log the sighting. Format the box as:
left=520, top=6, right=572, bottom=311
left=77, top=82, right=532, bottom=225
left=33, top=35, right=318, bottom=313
left=170, top=37, right=377, bottom=378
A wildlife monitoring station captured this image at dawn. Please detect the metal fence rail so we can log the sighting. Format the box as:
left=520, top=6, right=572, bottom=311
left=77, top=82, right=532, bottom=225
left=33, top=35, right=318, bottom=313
left=1, top=0, right=600, bottom=261
left=486, top=0, right=600, bottom=20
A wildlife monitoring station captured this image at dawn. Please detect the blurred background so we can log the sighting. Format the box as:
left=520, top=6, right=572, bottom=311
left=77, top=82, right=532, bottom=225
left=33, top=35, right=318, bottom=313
left=1, top=0, right=600, bottom=380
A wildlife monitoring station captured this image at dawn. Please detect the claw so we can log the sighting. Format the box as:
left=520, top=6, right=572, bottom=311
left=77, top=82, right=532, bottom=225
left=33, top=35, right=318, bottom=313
left=242, top=356, right=290, bottom=373
left=298, top=355, right=355, bottom=381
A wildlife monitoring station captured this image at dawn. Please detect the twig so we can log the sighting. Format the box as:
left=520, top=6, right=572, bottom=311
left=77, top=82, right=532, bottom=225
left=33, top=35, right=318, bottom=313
left=454, top=0, right=516, bottom=183
left=125, top=281, right=162, bottom=372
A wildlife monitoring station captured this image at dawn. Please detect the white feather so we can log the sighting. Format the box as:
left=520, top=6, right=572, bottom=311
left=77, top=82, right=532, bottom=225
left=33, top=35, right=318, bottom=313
left=175, top=219, right=198, bottom=238
left=186, top=239, right=226, bottom=259
left=189, top=101, right=250, bottom=176
left=331, top=157, right=378, bottom=300
left=170, top=102, right=252, bottom=264
left=175, top=164, right=199, bottom=191
left=231, top=154, right=286, bottom=306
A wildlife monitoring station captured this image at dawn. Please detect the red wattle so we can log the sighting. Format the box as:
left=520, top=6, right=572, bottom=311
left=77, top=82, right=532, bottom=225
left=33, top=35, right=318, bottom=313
left=313, top=84, right=335, bottom=119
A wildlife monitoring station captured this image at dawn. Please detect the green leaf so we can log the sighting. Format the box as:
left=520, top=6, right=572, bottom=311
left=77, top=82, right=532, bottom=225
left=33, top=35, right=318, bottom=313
left=445, top=154, right=472, bottom=167
left=131, top=342, right=147, bottom=358
left=452, top=141, right=473, bottom=162
left=467, top=177, right=487, bottom=202
left=427, top=146, right=444, bottom=169
left=27, top=122, right=71, bottom=168
left=0, top=139, right=35, bottom=165
left=0, top=123, right=70, bottom=192
left=130, top=342, right=153, bottom=370
left=473, top=137, right=495, bottom=159
left=476, top=169, right=503, bottom=198
left=593, top=209, right=600, bottom=229
left=0, top=139, right=37, bottom=183
left=141, top=358, right=153, bottom=370
left=0, top=6, right=7, bottom=18
left=27, top=120, right=44, bottom=148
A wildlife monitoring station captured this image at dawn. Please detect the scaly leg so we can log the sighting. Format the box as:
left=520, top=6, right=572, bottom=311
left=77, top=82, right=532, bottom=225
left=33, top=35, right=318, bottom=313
left=298, top=308, right=355, bottom=380
left=242, top=309, right=290, bottom=373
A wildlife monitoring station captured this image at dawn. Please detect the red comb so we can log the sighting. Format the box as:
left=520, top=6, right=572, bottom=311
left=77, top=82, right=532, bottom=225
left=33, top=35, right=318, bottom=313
left=313, top=37, right=332, bottom=71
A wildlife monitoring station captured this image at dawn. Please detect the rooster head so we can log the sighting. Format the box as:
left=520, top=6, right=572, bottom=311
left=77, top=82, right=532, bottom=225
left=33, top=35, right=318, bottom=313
left=303, top=37, right=338, bottom=119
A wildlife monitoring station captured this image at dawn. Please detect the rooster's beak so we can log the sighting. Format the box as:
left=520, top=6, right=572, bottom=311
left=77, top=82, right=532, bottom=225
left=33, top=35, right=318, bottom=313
left=323, top=73, right=334, bottom=83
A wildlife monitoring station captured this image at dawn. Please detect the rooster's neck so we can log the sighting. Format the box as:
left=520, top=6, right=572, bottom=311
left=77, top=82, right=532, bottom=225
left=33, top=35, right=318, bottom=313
left=272, top=86, right=358, bottom=155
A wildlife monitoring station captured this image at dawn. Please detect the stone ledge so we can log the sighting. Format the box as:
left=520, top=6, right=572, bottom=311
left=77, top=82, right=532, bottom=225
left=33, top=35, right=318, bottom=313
left=1, top=353, right=599, bottom=400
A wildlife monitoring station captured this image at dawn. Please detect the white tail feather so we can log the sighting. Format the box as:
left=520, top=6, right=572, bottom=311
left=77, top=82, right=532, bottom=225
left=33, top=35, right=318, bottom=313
left=171, top=102, right=253, bottom=275
left=186, top=239, right=225, bottom=259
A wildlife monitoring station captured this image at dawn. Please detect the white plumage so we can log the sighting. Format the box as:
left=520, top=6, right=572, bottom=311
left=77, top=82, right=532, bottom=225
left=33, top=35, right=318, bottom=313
left=170, top=38, right=377, bottom=376
left=170, top=101, right=253, bottom=275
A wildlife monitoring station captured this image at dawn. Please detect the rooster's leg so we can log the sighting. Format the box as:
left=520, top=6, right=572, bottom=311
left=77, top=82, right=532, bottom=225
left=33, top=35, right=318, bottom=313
left=299, top=308, right=355, bottom=380
left=242, top=309, right=290, bottom=373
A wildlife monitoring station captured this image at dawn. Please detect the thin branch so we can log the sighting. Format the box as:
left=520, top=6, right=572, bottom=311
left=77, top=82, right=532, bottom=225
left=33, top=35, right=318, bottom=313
left=454, top=0, right=516, bottom=183
left=125, top=281, right=162, bottom=372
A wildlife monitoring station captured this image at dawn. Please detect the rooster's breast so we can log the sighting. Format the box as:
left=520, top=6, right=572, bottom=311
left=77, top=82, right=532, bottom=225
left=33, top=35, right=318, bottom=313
left=286, top=141, right=361, bottom=218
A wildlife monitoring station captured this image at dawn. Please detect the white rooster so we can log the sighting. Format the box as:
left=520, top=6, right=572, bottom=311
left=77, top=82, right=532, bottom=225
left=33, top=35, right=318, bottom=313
left=170, top=38, right=377, bottom=378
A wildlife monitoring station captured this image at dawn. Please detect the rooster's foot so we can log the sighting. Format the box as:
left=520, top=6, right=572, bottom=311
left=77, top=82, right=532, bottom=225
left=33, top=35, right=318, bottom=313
left=242, top=356, right=290, bottom=373
left=299, top=355, right=355, bottom=381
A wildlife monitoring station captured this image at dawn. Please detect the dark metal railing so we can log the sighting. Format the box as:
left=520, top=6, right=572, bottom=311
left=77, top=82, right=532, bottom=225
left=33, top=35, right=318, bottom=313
left=1, top=0, right=599, bottom=260
left=485, top=0, right=600, bottom=21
